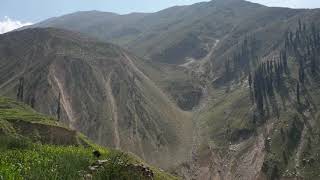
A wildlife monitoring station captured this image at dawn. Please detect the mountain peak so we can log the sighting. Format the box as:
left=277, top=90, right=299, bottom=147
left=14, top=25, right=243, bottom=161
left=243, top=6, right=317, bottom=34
left=212, top=0, right=243, bottom=3
left=214, top=0, right=242, bottom=1
left=211, top=0, right=264, bottom=7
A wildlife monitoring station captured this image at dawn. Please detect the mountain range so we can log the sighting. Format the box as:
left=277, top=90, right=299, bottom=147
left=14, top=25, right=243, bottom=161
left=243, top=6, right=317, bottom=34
left=2, top=0, right=320, bottom=179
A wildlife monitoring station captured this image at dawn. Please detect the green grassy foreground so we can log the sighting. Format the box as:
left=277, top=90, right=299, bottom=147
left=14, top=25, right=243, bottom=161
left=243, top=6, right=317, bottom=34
left=0, top=96, right=178, bottom=180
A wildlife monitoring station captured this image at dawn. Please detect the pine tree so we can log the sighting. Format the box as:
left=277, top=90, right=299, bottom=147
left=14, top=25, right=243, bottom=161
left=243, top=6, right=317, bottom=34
left=297, top=82, right=300, bottom=104
left=299, top=65, right=305, bottom=83
left=17, top=77, right=24, bottom=102
left=285, top=32, right=290, bottom=50
left=289, top=31, right=294, bottom=44
left=271, top=165, right=280, bottom=180
left=298, top=19, right=302, bottom=33
left=303, top=22, right=307, bottom=33
left=225, top=59, right=231, bottom=80
left=57, top=93, right=61, bottom=121
left=30, top=95, right=36, bottom=108
left=254, top=73, right=264, bottom=116
left=281, top=50, right=288, bottom=73
left=283, top=151, right=288, bottom=165
left=275, top=61, right=281, bottom=88
left=311, top=54, right=316, bottom=74
left=248, top=72, right=252, bottom=89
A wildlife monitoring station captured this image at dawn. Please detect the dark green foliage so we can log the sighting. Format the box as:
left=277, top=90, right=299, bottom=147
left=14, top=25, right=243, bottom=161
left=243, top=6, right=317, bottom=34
left=16, top=77, right=24, bottom=102
left=299, top=65, right=305, bottom=83
left=57, top=93, right=61, bottom=121
left=249, top=21, right=320, bottom=120
left=253, top=70, right=264, bottom=116
left=225, top=59, right=231, bottom=81
left=232, top=36, right=259, bottom=76
left=248, top=72, right=252, bottom=89
left=280, top=50, right=288, bottom=73
left=262, top=159, right=281, bottom=180
left=271, top=165, right=280, bottom=180
left=223, top=36, right=260, bottom=83
left=287, top=117, right=303, bottom=150
left=285, top=21, right=320, bottom=77
left=29, top=95, right=36, bottom=109
left=282, top=151, right=288, bottom=165
left=280, top=128, right=285, bottom=141
left=94, top=152, right=149, bottom=180
left=297, top=82, right=300, bottom=104
left=0, top=136, right=32, bottom=150
left=251, top=57, right=285, bottom=117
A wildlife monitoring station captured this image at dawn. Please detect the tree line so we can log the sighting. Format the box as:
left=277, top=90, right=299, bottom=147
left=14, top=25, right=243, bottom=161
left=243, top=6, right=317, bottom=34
left=224, top=35, right=260, bottom=80
left=250, top=20, right=320, bottom=117
left=16, top=77, right=61, bottom=121
left=249, top=52, right=288, bottom=116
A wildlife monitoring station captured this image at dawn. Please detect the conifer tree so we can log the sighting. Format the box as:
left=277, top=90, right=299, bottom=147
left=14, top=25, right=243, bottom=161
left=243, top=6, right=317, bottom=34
left=248, top=72, right=252, bottom=89
left=30, top=95, right=36, bottom=108
left=17, top=77, right=24, bottom=102
left=297, top=82, right=300, bottom=104
left=299, top=65, right=305, bottom=83
left=225, top=59, right=231, bottom=80
left=298, top=19, right=302, bottom=33
left=57, top=93, right=61, bottom=121
left=311, top=54, right=316, bottom=74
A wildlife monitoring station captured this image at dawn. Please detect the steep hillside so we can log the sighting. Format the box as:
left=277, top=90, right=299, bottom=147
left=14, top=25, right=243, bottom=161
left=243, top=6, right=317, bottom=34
left=10, top=0, right=320, bottom=179
left=173, top=19, right=320, bottom=180
left=26, top=0, right=320, bottom=110
left=29, top=0, right=306, bottom=65
left=28, top=0, right=320, bottom=108
left=27, top=0, right=309, bottom=111
left=0, top=96, right=177, bottom=179
left=0, top=28, right=193, bottom=169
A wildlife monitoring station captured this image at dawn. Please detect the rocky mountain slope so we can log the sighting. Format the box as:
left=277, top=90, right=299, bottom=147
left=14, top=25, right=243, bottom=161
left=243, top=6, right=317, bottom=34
left=27, top=0, right=308, bottom=65
left=0, top=28, right=193, bottom=169
left=6, top=0, right=320, bottom=179
left=27, top=0, right=320, bottom=110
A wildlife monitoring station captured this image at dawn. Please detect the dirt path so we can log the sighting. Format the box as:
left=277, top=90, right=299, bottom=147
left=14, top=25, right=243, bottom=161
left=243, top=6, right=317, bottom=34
left=50, top=68, right=76, bottom=129
left=188, top=40, right=220, bottom=160
left=187, top=86, right=211, bottom=179
left=179, top=39, right=220, bottom=71
left=191, top=86, right=209, bottom=157
left=106, top=72, right=121, bottom=149
left=183, top=41, right=221, bottom=178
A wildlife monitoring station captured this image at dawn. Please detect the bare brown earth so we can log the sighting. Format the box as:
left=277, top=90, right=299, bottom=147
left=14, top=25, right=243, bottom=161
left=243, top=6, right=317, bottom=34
left=0, top=28, right=193, bottom=170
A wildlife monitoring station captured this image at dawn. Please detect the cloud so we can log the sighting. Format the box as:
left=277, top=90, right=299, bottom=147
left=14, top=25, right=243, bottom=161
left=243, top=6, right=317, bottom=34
left=0, top=16, right=33, bottom=34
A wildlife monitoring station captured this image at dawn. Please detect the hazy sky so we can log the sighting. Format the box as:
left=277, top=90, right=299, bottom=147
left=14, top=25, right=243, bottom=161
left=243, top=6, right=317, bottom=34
left=0, top=0, right=320, bottom=34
